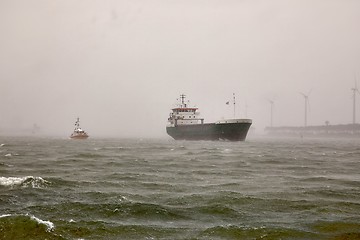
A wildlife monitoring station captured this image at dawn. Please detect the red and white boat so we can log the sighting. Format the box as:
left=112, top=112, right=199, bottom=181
left=70, top=118, right=89, bottom=139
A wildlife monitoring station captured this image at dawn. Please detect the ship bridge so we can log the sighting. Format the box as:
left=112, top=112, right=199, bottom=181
left=168, top=95, right=204, bottom=126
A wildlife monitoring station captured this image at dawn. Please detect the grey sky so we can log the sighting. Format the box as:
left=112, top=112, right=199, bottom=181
left=1, top=0, right=360, bottom=137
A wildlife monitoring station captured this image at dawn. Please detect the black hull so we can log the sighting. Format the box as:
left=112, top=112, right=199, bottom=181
left=166, top=121, right=252, bottom=141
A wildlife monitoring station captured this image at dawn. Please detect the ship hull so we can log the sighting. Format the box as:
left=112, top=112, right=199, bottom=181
left=70, top=134, right=89, bottom=139
left=166, top=120, right=252, bottom=141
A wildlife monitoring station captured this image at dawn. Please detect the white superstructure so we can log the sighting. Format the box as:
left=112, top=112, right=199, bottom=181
left=167, top=94, right=204, bottom=127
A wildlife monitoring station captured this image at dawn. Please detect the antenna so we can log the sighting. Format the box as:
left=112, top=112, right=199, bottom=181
left=299, top=91, right=311, bottom=127
left=75, top=117, right=80, bottom=130
left=351, top=75, right=360, bottom=124
left=180, top=94, right=186, bottom=107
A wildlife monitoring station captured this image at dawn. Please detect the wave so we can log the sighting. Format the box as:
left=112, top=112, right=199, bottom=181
left=0, top=214, right=58, bottom=239
left=29, top=215, right=54, bottom=231
left=199, top=224, right=316, bottom=239
left=312, top=221, right=360, bottom=239
left=71, top=153, right=107, bottom=159
left=2, top=214, right=359, bottom=240
left=45, top=201, right=190, bottom=223
left=0, top=176, right=50, bottom=188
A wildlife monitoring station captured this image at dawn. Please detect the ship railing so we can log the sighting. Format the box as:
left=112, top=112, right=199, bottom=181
left=215, top=119, right=252, bottom=124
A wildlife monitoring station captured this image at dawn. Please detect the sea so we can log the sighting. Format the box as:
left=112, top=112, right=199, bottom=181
left=1, top=136, right=360, bottom=240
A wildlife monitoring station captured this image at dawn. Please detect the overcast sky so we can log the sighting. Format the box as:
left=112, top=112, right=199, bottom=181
left=1, top=0, right=360, bottom=138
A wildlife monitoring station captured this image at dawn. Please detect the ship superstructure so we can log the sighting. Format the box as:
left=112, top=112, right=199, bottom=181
left=168, top=94, right=204, bottom=127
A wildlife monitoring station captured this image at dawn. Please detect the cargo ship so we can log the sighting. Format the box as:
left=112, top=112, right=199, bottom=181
left=70, top=117, right=89, bottom=139
left=166, top=94, right=252, bottom=141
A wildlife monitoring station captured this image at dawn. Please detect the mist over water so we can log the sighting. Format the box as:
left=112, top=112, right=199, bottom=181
left=1, top=136, right=360, bottom=239
left=1, top=1, right=360, bottom=138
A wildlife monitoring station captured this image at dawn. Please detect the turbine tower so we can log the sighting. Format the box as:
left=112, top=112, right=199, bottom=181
left=300, top=91, right=311, bottom=127
left=269, top=99, right=274, bottom=127
left=233, top=93, right=236, bottom=118
left=351, top=77, right=360, bottom=124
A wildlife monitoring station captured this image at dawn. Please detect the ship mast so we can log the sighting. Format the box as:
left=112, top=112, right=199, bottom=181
left=75, top=117, right=80, bottom=130
left=180, top=94, right=186, bottom=107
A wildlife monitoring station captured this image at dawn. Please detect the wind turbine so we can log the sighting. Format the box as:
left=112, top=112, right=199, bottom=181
left=351, top=76, right=360, bottom=124
left=233, top=93, right=236, bottom=118
left=299, top=91, right=311, bottom=127
left=268, top=99, right=274, bottom=127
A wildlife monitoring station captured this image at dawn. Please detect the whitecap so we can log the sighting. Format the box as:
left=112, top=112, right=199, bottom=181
left=0, top=214, right=54, bottom=232
left=118, top=196, right=128, bottom=202
left=0, top=176, right=50, bottom=188
left=221, top=148, right=232, bottom=153
left=0, top=176, right=24, bottom=186
left=4, top=153, right=12, bottom=157
left=29, top=214, right=54, bottom=232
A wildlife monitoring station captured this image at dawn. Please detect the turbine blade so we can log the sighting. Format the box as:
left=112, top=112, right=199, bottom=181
left=308, top=89, right=312, bottom=96
left=349, top=76, right=358, bottom=93
left=355, top=72, right=358, bottom=88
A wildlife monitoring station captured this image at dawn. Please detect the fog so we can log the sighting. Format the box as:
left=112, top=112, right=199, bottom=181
left=1, top=0, right=360, bottom=138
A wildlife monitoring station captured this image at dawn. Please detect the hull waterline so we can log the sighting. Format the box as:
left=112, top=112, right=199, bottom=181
left=166, top=121, right=252, bottom=141
left=70, top=134, right=89, bottom=139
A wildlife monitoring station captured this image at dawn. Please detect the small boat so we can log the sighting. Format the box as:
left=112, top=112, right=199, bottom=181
left=70, top=118, right=89, bottom=139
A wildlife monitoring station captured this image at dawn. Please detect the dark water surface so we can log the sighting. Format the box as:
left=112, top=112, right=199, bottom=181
left=1, top=136, right=360, bottom=239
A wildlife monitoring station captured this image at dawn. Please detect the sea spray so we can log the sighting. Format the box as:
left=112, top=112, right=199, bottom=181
left=0, top=176, right=50, bottom=188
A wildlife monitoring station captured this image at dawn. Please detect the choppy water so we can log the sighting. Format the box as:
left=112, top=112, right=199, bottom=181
left=1, top=136, right=360, bottom=240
